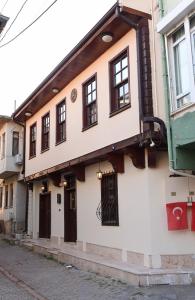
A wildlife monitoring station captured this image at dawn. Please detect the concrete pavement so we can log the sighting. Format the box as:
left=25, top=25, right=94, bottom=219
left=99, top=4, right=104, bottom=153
left=0, top=239, right=195, bottom=299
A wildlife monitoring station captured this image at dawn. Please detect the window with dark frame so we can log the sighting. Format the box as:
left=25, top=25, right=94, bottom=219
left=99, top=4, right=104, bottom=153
left=4, top=185, right=8, bottom=208
left=110, top=49, right=130, bottom=114
left=30, top=123, right=36, bottom=158
left=0, top=187, right=3, bottom=208
left=56, top=100, right=66, bottom=144
left=101, top=173, right=119, bottom=226
left=9, top=183, right=13, bottom=207
left=41, top=113, right=50, bottom=151
left=12, top=131, right=19, bottom=156
left=83, top=75, right=97, bottom=129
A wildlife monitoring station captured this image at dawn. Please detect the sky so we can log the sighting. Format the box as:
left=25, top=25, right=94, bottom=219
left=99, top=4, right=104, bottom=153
left=0, top=0, right=116, bottom=116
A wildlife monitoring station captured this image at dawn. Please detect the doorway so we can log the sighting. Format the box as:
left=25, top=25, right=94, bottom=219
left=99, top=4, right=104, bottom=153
left=64, top=175, right=77, bottom=242
left=39, top=192, right=51, bottom=238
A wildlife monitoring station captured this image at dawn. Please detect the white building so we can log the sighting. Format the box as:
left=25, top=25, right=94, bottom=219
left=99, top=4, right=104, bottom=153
left=12, top=0, right=195, bottom=285
left=0, top=116, right=26, bottom=235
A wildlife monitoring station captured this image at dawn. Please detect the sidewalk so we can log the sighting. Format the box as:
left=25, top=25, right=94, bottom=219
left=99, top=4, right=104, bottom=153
left=1, top=239, right=195, bottom=299
left=18, top=237, right=195, bottom=286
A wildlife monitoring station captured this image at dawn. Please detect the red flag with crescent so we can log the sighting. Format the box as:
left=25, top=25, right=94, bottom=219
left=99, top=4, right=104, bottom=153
left=191, top=202, right=195, bottom=231
left=166, top=202, right=188, bottom=230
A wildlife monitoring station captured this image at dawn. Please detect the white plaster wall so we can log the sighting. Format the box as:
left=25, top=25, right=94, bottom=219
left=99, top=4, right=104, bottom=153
left=148, top=152, right=195, bottom=255
left=77, top=157, right=151, bottom=253
left=25, top=30, right=140, bottom=177
left=120, top=0, right=151, bottom=14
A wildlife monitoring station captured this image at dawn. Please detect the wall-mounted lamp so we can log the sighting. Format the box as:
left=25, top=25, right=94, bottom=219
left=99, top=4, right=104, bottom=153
left=63, top=179, right=68, bottom=188
left=41, top=181, right=48, bottom=193
left=101, top=32, right=113, bottom=43
left=52, top=87, right=59, bottom=94
left=149, top=139, right=155, bottom=148
left=25, top=111, right=32, bottom=117
left=96, top=162, right=103, bottom=180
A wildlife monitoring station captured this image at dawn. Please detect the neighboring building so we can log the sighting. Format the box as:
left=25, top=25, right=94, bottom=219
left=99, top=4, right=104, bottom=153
left=12, top=0, right=195, bottom=283
left=0, top=116, right=26, bottom=234
left=157, top=0, right=195, bottom=172
left=0, top=14, right=9, bottom=34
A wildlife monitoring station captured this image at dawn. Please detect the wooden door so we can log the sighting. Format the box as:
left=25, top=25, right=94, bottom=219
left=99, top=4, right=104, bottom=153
left=39, top=192, right=51, bottom=238
left=64, top=176, right=77, bottom=242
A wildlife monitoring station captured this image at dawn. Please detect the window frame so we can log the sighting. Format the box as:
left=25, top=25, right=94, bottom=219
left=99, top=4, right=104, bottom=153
left=101, top=173, right=119, bottom=226
left=41, top=112, right=50, bottom=153
left=0, top=187, right=3, bottom=209
left=9, top=183, right=13, bottom=208
left=29, top=122, right=37, bottom=159
left=167, top=15, right=195, bottom=112
left=4, top=185, right=8, bottom=208
left=109, top=47, right=131, bottom=117
left=56, top=99, right=66, bottom=145
left=82, top=73, right=98, bottom=131
left=12, top=131, right=19, bottom=156
left=1, top=133, right=5, bottom=159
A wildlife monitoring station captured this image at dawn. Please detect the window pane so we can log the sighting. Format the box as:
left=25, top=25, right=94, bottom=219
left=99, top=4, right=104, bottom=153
left=174, top=40, right=189, bottom=96
left=190, top=15, right=195, bottom=29
left=92, top=81, right=96, bottom=90
left=172, top=25, right=185, bottom=43
left=122, top=57, right=128, bottom=68
left=92, top=91, right=96, bottom=101
left=87, top=94, right=92, bottom=104
left=122, top=68, right=128, bottom=80
left=119, top=86, right=124, bottom=97
left=115, top=62, right=121, bottom=73
left=115, top=73, right=121, bottom=85
left=87, top=84, right=91, bottom=93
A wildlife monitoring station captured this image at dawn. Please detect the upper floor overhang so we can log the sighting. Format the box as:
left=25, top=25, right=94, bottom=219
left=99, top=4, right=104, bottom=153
left=0, top=115, right=12, bottom=129
left=0, top=14, right=9, bottom=34
left=13, top=2, right=151, bottom=123
left=157, top=0, right=195, bottom=34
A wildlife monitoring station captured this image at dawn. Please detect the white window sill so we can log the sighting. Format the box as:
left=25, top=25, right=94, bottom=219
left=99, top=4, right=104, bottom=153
left=170, top=102, right=195, bottom=117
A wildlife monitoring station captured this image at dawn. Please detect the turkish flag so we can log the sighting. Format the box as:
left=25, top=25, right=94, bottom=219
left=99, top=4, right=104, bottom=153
left=191, top=202, right=195, bottom=231
left=166, top=202, right=188, bottom=230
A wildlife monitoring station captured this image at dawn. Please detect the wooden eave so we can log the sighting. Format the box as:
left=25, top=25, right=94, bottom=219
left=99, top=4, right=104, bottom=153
left=13, top=4, right=151, bottom=123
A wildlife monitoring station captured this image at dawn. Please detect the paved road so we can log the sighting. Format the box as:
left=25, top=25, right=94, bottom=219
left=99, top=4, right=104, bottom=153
left=0, top=239, right=195, bottom=299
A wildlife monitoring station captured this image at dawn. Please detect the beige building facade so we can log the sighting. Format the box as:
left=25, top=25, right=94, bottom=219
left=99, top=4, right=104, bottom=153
left=12, top=0, right=195, bottom=280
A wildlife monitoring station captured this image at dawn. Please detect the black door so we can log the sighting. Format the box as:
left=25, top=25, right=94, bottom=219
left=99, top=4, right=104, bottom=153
left=64, top=175, right=77, bottom=242
left=39, top=192, right=51, bottom=238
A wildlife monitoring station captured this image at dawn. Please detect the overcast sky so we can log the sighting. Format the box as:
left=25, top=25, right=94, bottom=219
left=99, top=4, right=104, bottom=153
left=0, top=0, right=116, bottom=116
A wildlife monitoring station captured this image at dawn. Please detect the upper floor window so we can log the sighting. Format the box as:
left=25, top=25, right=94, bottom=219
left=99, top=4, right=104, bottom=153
left=0, top=187, right=3, bottom=208
left=83, top=75, right=97, bottom=129
left=4, top=185, right=8, bottom=208
left=56, top=100, right=66, bottom=144
left=168, top=15, right=195, bottom=111
left=41, top=113, right=50, bottom=152
left=1, top=133, right=5, bottom=159
left=9, top=183, right=13, bottom=208
left=109, top=49, right=130, bottom=115
left=101, top=173, right=119, bottom=226
left=12, top=131, right=19, bottom=156
left=30, top=123, right=36, bottom=158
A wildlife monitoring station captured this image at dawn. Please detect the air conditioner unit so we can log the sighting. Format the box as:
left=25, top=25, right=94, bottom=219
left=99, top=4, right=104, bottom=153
left=15, top=154, right=23, bottom=165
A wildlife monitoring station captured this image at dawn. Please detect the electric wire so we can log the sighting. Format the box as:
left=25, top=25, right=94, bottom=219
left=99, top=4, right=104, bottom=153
left=0, top=0, right=58, bottom=49
left=0, top=0, right=29, bottom=42
left=0, top=0, right=9, bottom=14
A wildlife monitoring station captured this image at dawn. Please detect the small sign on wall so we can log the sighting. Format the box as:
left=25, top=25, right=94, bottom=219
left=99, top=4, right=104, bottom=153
left=57, top=193, right=61, bottom=205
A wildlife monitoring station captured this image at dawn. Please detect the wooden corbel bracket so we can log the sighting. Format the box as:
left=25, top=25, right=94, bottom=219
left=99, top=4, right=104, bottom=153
left=107, top=153, right=124, bottom=173
left=127, top=147, right=145, bottom=169
left=71, top=165, right=85, bottom=182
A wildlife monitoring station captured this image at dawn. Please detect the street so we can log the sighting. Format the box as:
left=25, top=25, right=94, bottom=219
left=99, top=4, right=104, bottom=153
left=0, top=239, right=195, bottom=300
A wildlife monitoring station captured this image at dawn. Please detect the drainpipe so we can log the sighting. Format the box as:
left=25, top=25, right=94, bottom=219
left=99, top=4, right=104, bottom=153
left=116, top=5, right=166, bottom=141
left=158, top=0, right=195, bottom=178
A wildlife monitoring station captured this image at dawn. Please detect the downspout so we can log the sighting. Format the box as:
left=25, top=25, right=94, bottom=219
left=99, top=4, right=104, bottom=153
left=116, top=5, right=166, bottom=140
left=158, top=0, right=195, bottom=178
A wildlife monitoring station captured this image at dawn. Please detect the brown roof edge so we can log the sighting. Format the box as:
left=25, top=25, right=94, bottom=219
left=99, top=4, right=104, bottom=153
left=12, top=2, right=119, bottom=120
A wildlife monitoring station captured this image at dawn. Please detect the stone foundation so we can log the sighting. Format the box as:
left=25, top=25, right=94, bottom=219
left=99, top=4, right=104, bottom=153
left=161, top=254, right=195, bottom=268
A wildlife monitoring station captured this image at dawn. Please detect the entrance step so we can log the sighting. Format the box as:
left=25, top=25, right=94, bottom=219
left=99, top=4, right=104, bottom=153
left=20, top=239, right=195, bottom=286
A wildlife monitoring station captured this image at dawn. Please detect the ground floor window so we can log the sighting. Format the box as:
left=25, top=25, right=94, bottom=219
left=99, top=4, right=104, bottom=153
left=101, top=173, right=119, bottom=226
left=0, top=187, right=3, bottom=208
